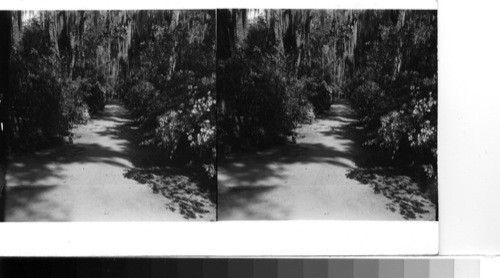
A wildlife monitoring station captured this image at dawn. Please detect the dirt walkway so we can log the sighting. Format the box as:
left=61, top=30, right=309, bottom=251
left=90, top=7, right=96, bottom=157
left=218, top=101, right=436, bottom=220
left=6, top=100, right=215, bottom=221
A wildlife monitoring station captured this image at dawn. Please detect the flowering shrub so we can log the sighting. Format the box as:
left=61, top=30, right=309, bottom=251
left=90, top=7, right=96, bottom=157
left=346, top=12, right=437, bottom=181
left=217, top=19, right=318, bottom=153
left=217, top=52, right=311, bottom=152
left=10, top=19, right=112, bottom=150
left=10, top=22, right=70, bottom=149
left=119, top=12, right=216, bottom=178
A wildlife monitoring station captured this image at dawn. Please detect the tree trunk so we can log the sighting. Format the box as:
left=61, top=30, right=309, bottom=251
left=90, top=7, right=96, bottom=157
left=47, top=12, right=60, bottom=58
left=392, top=10, right=406, bottom=80
left=217, top=9, right=234, bottom=60
left=0, top=11, right=12, bottom=221
left=272, top=10, right=284, bottom=54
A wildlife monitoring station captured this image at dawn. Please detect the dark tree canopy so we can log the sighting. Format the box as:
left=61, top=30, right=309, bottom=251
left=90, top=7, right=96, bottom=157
left=217, top=9, right=437, bottom=182
left=5, top=10, right=216, bottom=180
left=0, top=11, right=12, bottom=220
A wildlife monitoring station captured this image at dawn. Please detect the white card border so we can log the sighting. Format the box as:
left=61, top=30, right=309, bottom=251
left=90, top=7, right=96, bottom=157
left=1, top=0, right=437, bottom=10
left=0, top=221, right=437, bottom=256
left=0, top=0, right=439, bottom=257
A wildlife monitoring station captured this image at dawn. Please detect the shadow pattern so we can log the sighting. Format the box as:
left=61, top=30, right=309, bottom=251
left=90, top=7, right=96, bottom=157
left=101, top=103, right=216, bottom=220
left=117, top=114, right=216, bottom=220
left=7, top=100, right=215, bottom=221
left=218, top=184, right=290, bottom=220
left=6, top=142, right=134, bottom=221
left=6, top=185, right=70, bottom=221
left=329, top=102, right=436, bottom=220
left=346, top=167, right=434, bottom=220
left=219, top=100, right=436, bottom=220
left=124, top=167, right=214, bottom=220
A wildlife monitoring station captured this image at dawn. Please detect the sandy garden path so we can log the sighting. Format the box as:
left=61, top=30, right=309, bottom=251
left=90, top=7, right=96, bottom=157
left=6, top=100, right=215, bottom=221
left=218, top=101, right=436, bottom=220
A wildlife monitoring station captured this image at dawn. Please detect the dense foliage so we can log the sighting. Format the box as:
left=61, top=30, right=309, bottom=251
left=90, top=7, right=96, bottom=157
left=218, top=10, right=437, bottom=183
left=346, top=11, right=438, bottom=181
left=10, top=22, right=67, bottom=149
left=10, top=21, right=100, bottom=149
left=218, top=15, right=315, bottom=152
left=9, top=13, right=113, bottom=149
left=8, top=11, right=216, bottom=179
left=118, top=11, right=216, bottom=178
left=0, top=11, right=12, bottom=215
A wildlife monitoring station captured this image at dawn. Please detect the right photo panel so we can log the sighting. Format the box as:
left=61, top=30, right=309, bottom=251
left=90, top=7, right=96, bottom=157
left=217, top=10, right=437, bottom=221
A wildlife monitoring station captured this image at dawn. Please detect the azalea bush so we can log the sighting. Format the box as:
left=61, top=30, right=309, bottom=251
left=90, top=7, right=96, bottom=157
left=217, top=52, right=311, bottom=152
left=346, top=12, right=437, bottom=181
left=10, top=21, right=71, bottom=149
left=217, top=20, right=317, bottom=154
left=10, top=18, right=112, bottom=150
left=119, top=12, right=216, bottom=178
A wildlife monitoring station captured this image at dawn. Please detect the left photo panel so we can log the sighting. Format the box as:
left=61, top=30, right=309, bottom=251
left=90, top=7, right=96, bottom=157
left=0, top=10, right=216, bottom=221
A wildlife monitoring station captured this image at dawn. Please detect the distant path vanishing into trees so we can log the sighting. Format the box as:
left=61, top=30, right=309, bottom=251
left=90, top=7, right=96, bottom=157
left=218, top=100, right=436, bottom=220
left=6, top=100, right=215, bottom=221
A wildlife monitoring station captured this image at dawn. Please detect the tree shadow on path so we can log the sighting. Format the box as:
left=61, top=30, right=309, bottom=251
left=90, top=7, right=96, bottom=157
left=6, top=141, right=136, bottom=221
left=218, top=100, right=436, bottom=220
left=87, top=100, right=216, bottom=220
left=346, top=167, right=434, bottom=220
left=218, top=140, right=369, bottom=220
left=327, top=102, right=437, bottom=220
left=117, top=116, right=216, bottom=221
left=6, top=185, right=70, bottom=221
left=124, top=166, right=215, bottom=220
left=7, top=100, right=215, bottom=221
